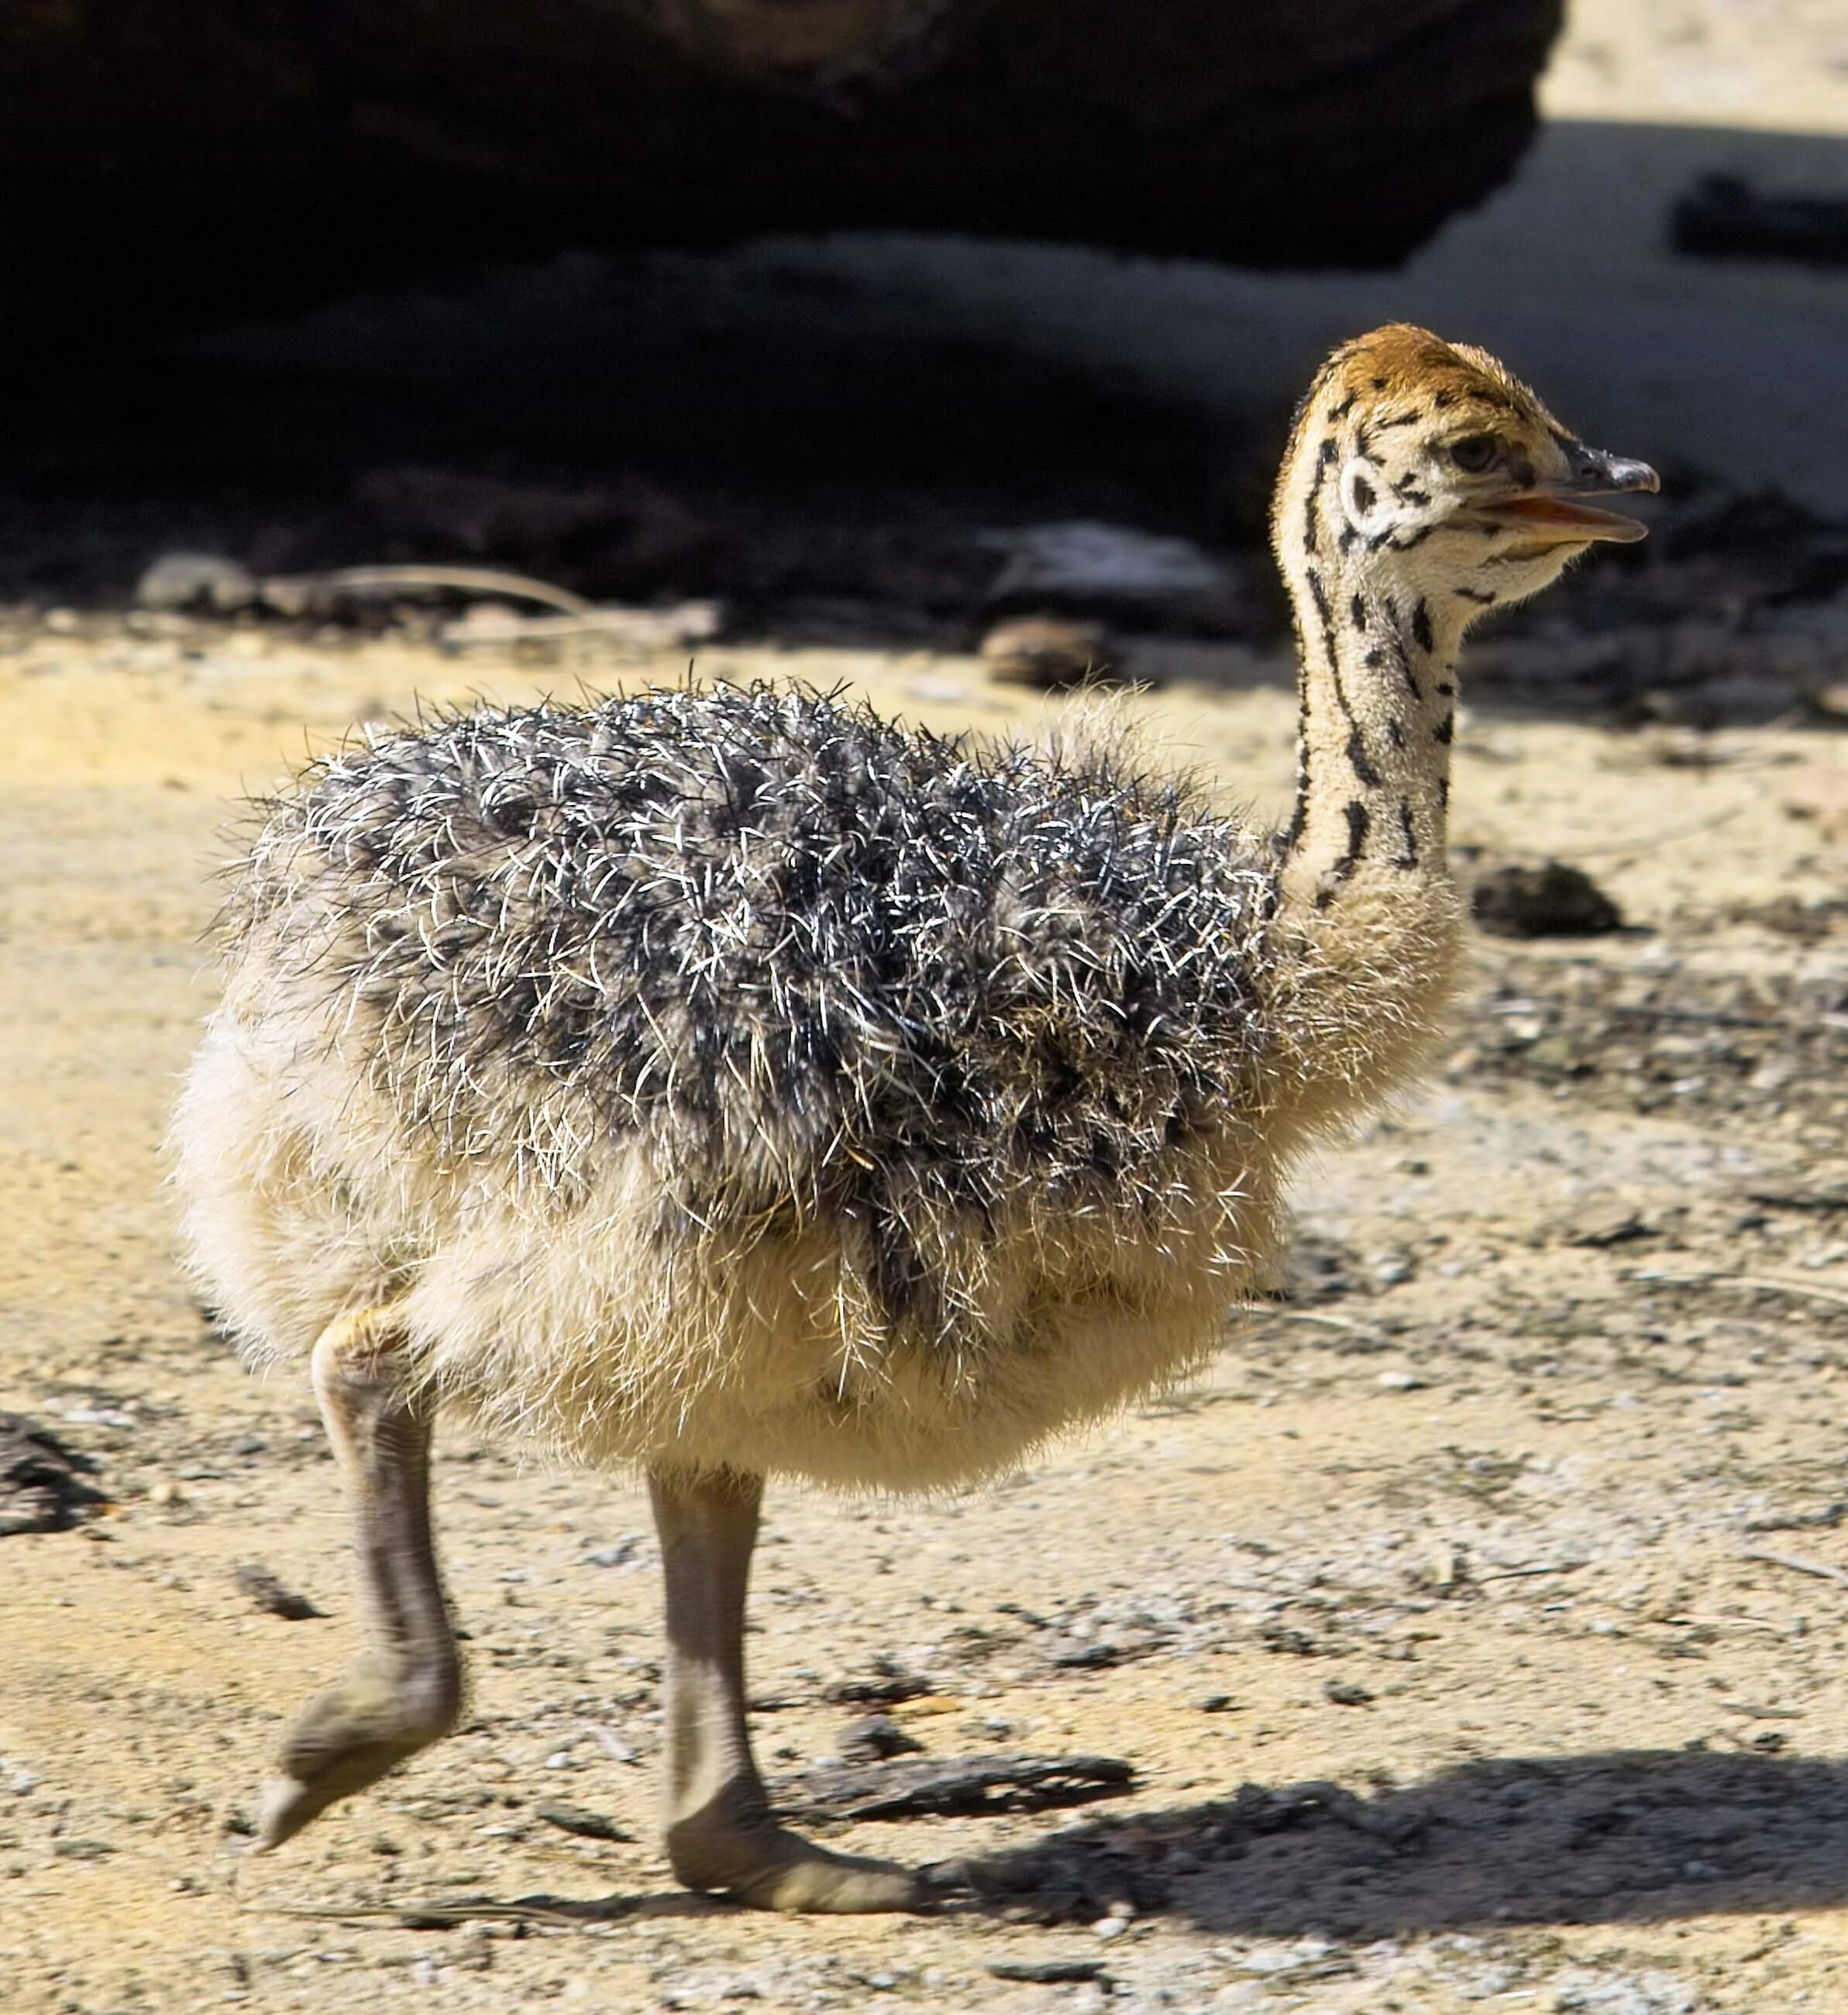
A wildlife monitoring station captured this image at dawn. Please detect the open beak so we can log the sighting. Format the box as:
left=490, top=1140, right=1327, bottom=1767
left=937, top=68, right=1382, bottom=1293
left=1481, top=445, right=1660, bottom=546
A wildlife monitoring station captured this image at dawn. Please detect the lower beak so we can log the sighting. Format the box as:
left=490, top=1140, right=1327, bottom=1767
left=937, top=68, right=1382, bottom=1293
left=1481, top=446, right=1660, bottom=546
left=1480, top=493, right=1653, bottom=545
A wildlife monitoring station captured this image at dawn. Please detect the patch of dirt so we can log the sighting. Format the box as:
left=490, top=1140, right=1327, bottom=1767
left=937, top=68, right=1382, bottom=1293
left=2, top=583, right=1847, bottom=2013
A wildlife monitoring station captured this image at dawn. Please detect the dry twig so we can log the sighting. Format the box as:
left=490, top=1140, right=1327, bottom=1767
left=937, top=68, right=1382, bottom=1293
left=1740, top=1547, right=1848, bottom=1590
left=1632, top=1271, right=1848, bottom=1313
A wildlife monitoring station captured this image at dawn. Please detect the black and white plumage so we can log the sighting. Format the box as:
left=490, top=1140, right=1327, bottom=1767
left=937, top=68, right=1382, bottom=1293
left=183, top=683, right=1285, bottom=1486
left=239, top=685, right=1274, bottom=1274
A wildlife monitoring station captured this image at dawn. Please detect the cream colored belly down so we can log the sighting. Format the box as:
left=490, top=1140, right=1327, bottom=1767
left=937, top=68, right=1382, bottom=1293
left=175, top=1009, right=1278, bottom=1491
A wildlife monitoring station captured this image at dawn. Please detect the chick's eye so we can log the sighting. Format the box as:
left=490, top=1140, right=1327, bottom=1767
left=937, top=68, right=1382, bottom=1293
left=1449, top=435, right=1500, bottom=474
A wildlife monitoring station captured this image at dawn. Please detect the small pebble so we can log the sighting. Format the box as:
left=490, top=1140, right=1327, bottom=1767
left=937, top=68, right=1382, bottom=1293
left=232, top=1562, right=322, bottom=1621
left=60, top=1406, right=135, bottom=1430
left=535, top=1804, right=633, bottom=1843
left=980, top=617, right=1113, bottom=689
left=989, top=1959, right=1108, bottom=1984
left=1564, top=1200, right=1650, bottom=1248
left=135, top=552, right=259, bottom=614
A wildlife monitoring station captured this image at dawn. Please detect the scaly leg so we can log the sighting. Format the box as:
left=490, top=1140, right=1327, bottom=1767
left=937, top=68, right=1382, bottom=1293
left=254, top=1305, right=461, bottom=1850
left=650, top=1467, right=921, bottom=1911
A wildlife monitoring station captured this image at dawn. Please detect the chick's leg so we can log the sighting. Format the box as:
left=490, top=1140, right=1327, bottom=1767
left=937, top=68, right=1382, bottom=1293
left=650, top=1466, right=921, bottom=1912
left=255, top=1305, right=461, bottom=1849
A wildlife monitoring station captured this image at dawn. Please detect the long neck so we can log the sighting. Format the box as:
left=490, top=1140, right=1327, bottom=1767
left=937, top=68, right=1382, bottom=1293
left=1278, top=557, right=1462, bottom=909
left=1260, top=524, right=1472, bottom=1137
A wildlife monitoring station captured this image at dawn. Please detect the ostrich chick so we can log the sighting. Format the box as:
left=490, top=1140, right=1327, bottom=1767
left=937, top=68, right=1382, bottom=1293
left=174, top=327, right=1654, bottom=1912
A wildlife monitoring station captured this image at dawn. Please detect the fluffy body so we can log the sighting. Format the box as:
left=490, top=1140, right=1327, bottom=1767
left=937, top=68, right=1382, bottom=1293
left=173, top=327, right=1657, bottom=1907
left=179, top=327, right=1654, bottom=1497
left=177, top=685, right=1323, bottom=1488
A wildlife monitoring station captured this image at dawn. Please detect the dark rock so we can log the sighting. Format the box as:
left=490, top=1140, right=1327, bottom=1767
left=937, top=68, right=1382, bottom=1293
left=0, top=2, right=1564, bottom=342
left=988, top=1959, right=1110, bottom=1984
left=0, top=1415, right=104, bottom=1537
left=836, top=1714, right=926, bottom=1764
left=232, top=1562, right=323, bottom=1621
left=1673, top=174, right=1848, bottom=267
left=1471, top=859, right=1623, bottom=939
left=824, top=1658, right=931, bottom=1705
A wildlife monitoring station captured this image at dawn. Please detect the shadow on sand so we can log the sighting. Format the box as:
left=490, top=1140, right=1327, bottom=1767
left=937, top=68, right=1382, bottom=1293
left=269, top=1746, right=1848, bottom=1938
left=955, top=1744, right=1848, bottom=1936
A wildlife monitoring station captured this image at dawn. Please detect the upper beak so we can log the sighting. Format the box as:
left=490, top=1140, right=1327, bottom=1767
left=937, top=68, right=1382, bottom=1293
left=1483, top=442, right=1660, bottom=545
left=1564, top=442, right=1661, bottom=497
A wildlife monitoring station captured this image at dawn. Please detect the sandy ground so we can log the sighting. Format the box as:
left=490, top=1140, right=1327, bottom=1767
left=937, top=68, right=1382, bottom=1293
left=7, top=2, right=1848, bottom=2011
left=5, top=617, right=1848, bottom=2015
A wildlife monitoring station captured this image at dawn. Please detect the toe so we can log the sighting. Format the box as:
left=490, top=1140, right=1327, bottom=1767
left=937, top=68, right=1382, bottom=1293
left=254, top=1663, right=459, bottom=1849
left=749, top=1855, right=926, bottom=1914
left=253, top=1771, right=329, bottom=1852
